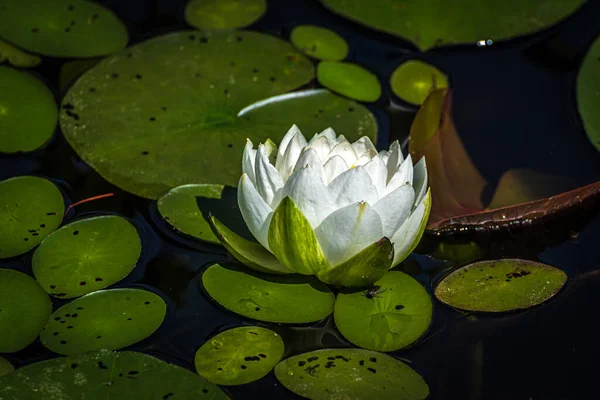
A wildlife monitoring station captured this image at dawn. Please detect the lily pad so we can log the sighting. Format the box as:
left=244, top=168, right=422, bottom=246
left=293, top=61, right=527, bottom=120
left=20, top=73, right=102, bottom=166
left=290, top=25, right=348, bottom=61
left=577, top=33, right=600, bottom=154
left=0, top=349, right=228, bottom=399
left=334, top=271, right=432, bottom=352
left=60, top=30, right=377, bottom=199
left=0, top=357, right=13, bottom=377
left=202, top=263, right=335, bottom=323
left=40, top=288, right=166, bottom=355
left=0, top=0, right=128, bottom=57
left=32, top=215, right=142, bottom=299
left=195, top=326, right=284, bottom=385
left=0, top=66, right=57, bottom=154
left=434, top=259, right=567, bottom=312
left=275, top=348, right=429, bottom=400
left=317, top=61, right=381, bottom=102
left=390, top=60, right=448, bottom=105
left=320, top=0, right=584, bottom=51
left=0, top=176, right=64, bottom=259
left=0, top=268, right=52, bottom=353
left=185, top=0, right=266, bottom=30
left=0, top=39, right=40, bottom=67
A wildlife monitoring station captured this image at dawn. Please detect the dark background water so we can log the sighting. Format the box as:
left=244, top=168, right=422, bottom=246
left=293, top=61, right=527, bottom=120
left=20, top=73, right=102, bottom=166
left=2, top=0, right=600, bottom=399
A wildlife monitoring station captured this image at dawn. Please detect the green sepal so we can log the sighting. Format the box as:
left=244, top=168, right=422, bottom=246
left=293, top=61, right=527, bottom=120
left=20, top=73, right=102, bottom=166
left=209, top=216, right=292, bottom=274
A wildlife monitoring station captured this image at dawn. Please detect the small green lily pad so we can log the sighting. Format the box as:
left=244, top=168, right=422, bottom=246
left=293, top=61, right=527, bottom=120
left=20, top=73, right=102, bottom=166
left=0, top=349, right=228, bottom=399
left=185, top=0, right=266, bottom=29
left=32, top=215, right=142, bottom=298
left=40, top=288, right=166, bottom=355
left=0, top=0, right=128, bottom=57
left=0, top=39, right=40, bottom=67
left=577, top=33, right=600, bottom=154
left=0, top=268, right=52, bottom=353
left=390, top=60, right=449, bottom=105
left=317, top=61, right=381, bottom=102
left=275, top=348, right=429, bottom=400
left=0, top=357, right=13, bottom=377
left=195, top=326, right=284, bottom=385
left=334, top=271, right=433, bottom=352
left=0, top=66, right=57, bottom=153
left=434, top=259, right=568, bottom=312
left=202, top=263, right=335, bottom=323
left=0, top=176, right=64, bottom=258
left=290, top=25, right=348, bottom=61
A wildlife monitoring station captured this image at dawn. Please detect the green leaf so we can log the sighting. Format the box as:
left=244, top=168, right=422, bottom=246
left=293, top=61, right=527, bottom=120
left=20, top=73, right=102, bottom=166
left=290, top=25, right=349, bottom=61
left=0, top=349, right=228, bottom=399
left=0, top=269, right=52, bottom=353
left=268, top=196, right=330, bottom=275
left=434, top=259, right=567, bottom=312
left=0, top=39, right=40, bottom=68
left=0, top=357, right=13, bottom=377
left=40, top=288, right=166, bottom=355
left=32, top=215, right=142, bottom=298
left=185, top=0, right=266, bottom=30
left=317, top=237, right=393, bottom=287
left=317, top=61, right=381, bottom=102
left=577, top=32, right=600, bottom=154
left=274, top=348, right=429, bottom=400
left=390, top=60, right=449, bottom=105
left=0, top=67, right=57, bottom=154
left=334, top=271, right=432, bottom=352
left=0, top=176, right=64, bottom=259
left=195, top=326, right=284, bottom=385
left=0, top=0, right=128, bottom=57
left=202, top=263, right=335, bottom=323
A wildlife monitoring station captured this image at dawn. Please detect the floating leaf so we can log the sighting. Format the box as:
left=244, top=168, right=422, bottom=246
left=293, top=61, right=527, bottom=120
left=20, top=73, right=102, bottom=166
left=0, top=269, right=52, bottom=353
left=32, top=215, right=141, bottom=298
left=435, top=259, right=567, bottom=312
left=0, top=0, right=128, bottom=57
left=185, top=0, right=266, bottom=30
left=0, top=66, right=57, bottom=154
left=0, top=357, right=13, bottom=377
left=59, top=58, right=100, bottom=90
left=195, top=326, right=284, bottom=385
left=0, top=349, right=228, bottom=399
left=275, top=348, right=429, bottom=400
left=577, top=33, right=600, bottom=154
left=202, top=263, right=335, bottom=323
left=390, top=60, right=448, bottom=105
left=290, top=25, right=349, bottom=61
left=0, top=176, right=64, bottom=259
left=334, top=271, right=432, bottom=352
left=0, top=39, right=40, bottom=67
left=432, top=240, right=484, bottom=264
left=317, top=61, right=381, bottom=102
left=40, top=288, right=166, bottom=355
left=320, top=0, right=584, bottom=51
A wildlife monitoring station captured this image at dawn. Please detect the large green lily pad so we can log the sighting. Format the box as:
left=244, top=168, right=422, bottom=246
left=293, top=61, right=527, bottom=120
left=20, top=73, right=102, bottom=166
left=390, top=60, right=448, bottom=105
left=0, top=176, right=64, bottom=259
left=0, top=39, right=40, bottom=67
left=275, top=348, right=429, bottom=399
left=290, top=25, right=349, bottom=61
left=334, top=271, right=432, bottom=352
left=185, top=0, right=266, bottom=30
left=320, top=0, right=584, bottom=51
left=317, top=61, right=381, bottom=102
left=0, top=349, right=228, bottom=399
left=202, top=263, right=335, bottom=323
left=577, top=33, right=600, bottom=154
left=40, top=288, right=166, bottom=355
left=434, top=259, right=567, bottom=312
left=0, top=66, right=57, bottom=153
left=0, top=268, right=52, bottom=353
left=195, top=326, right=284, bottom=385
left=0, top=0, right=128, bottom=57
left=0, top=357, right=13, bottom=377
left=60, top=30, right=377, bottom=199
left=32, top=215, right=142, bottom=299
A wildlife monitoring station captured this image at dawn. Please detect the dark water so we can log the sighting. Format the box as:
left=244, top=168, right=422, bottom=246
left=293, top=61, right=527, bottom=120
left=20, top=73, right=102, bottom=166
left=2, top=0, right=600, bottom=399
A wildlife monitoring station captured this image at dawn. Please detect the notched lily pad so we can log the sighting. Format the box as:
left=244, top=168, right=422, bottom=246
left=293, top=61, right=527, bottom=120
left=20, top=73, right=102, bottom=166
left=290, top=25, right=348, bottom=61
left=0, top=39, right=40, bottom=67
left=275, top=348, right=429, bottom=400
left=0, top=349, right=228, bottom=399
left=40, top=288, right=166, bottom=355
left=201, top=263, right=335, bottom=323
left=0, top=357, right=13, bottom=377
left=195, top=326, right=284, bottom=385
left=185, top=0, right=266, bottom=30
left=334, top=271, right=432, bottom=352
left=0, top=268, right=52, bottom=353
left=317, top=61, right=381, bottom=102
left=577, top=33, right=600, bottom=154
left=390, top=60, right=448, bottom=105
left=434, top=259, right=567, bottom=312
left=32, top=215, right=142, bottom=298
left=0, top=176, right=64, bottom=258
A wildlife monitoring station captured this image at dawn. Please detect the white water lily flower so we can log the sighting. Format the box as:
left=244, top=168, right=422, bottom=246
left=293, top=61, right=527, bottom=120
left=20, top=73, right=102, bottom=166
left=210, top=125, right=431, bottom=287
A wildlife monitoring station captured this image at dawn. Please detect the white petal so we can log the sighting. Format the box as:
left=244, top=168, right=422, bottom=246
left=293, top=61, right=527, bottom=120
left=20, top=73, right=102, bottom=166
left=242, top=139, right=257, bottom=184
left=238, top=174, right=273, bottom=250
left=293, top=148, right=327, bottom=185
left=315, top=201, right=384, bottom=266
left=386, top=140, right=404, bottom=183
left=384, top=154, right=413, bottom=197
left=255, top=144, right=284, bottom=207
left=412, top=157, right=428, bottom=207
left=318, top=127, right=337, bottom=145
left=277, top=131, right=307, bottom=180
left=372, top=184, right=414, bottom=238
left=352, top=148, right=378, bottom=167
left=390, top=190, right=430, bottom=266
left=275, top=125, right=305, bottom=173
left=328, top=166, right=379, bottom=207
left=329, top=139, right=358, bottom=166
left=363, top=155, right=387, bottom=198
left=323, top=155, right=349, bottom=184
left=352, top=136, right=377, bottom=157
left=378, top=150, right=390, bottom=165
left=307, top=135, right=332, bottom=164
